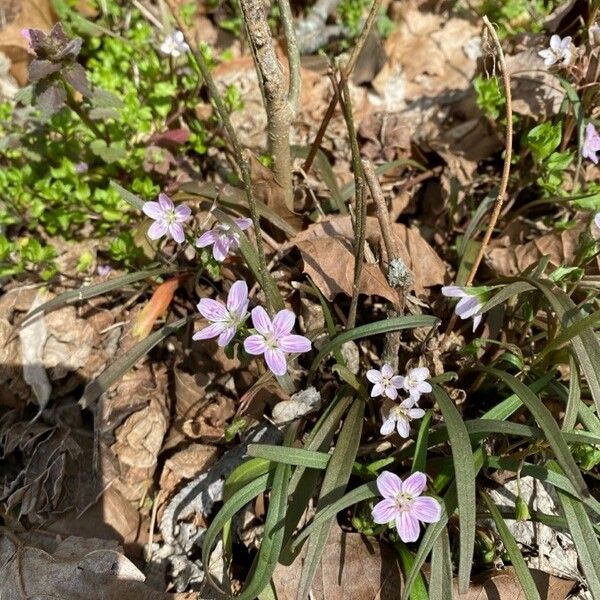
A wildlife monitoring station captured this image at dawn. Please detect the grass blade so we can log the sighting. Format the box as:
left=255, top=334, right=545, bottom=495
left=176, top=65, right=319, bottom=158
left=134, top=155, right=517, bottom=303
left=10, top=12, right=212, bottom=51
left=432, top=385, right=476, bottom=594
left=248, top=444, right=329, bottom=469
left=80, top=316, right=189, bottom=408
left=412, top=411, right=432, bottom=473
left=481, top=491, right=541, bottom=600
left=429, top=527, right=453, bottom=600
left=110, top=180, right=146, bottom=210
left=563, top=355, right=580, bottom=431
left=394, top=542, right=428, bottom=600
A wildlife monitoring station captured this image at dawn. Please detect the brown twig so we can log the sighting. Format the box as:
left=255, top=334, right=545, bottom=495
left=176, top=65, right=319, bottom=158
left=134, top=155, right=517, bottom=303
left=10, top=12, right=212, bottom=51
left=445, top=16, right=513, bottom=334
left=302, top=0, right=383, bottom=174
left=163, top=0, right=270, bottom=307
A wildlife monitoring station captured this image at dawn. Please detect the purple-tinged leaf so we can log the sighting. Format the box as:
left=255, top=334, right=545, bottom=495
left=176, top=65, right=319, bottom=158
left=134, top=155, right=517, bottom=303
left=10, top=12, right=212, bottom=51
left=62, top=63, right=91, bottom=97
left=28, top=59, right=61, bottom=81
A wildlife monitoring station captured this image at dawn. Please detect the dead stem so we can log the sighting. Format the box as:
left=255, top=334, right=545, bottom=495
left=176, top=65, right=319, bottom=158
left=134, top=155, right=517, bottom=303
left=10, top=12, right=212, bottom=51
left=446, top=15, right=513, bottom=334
left=163, top=0, right=270, bottom=308
left=302, top=0, right=383, bottom=173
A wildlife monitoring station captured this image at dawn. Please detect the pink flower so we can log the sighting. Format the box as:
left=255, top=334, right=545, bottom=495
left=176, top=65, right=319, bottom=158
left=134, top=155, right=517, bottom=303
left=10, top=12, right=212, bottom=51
left=244, top=307, right=311, bottom=376
left=398, top=367, right=432, bottom=402
left=441, top=285, right=485, bottom=331
left=142, top=193, right=191, bottom=243
left=367, top=364, right=403, bottom=399
left=193, top=280, right=249, bottom=347
left=196, top=218, right=252, bottom=262
left=538, top=35, right=572, bottom=67
left=372, top=471, right=442, bottom=543
left=380, top=399, right=425, bottom=438
left=583, top=123, right=600, bottom=164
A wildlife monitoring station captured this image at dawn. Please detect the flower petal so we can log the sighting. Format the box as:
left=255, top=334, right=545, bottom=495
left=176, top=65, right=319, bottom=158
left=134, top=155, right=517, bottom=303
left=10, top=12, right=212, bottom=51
left=227, top=280, right=249, bottom=314
left=217, top=326, right=236, bottom=347
left=372, top=499, right=397, bottom=524
left=441, top=285, right=465, bottom=298
left=265, top=348, right=287, bottom=375
left=396, top=418, right=410, bottom=438
left=142, top=201, right=164, bottom=219
left=455, top=295, right=480, bottom=319
left=279, top=334, right=311, bottom=354
left=381, top=364, right=394, bottom=379
left=385, top=385, right=398, bottom=400
left=549, top=34, right=561, bottom=51
left=196, top=230, right=219, bottom=247
left=234, top=217, right=253, bottom=230
left=197, top=298, right=228, bottom=321
left=472, top=314, right=482, bottom=332
left=158, top=192, right=174, bottom=211
left=402, top=472, right=427, bottom=497
left=371, top=383, right=384, bottom=398
left=412, top=496, right=442, bottom=523
left=595, top=213, right=600, bottom=229
left=391, top=375, right=404, bottom=388
left=376, top=471, right=403, bottom=499
left=169, top=222, right=185, bottom=243
left=396, top=512, right=420, bottom=543
left=251, top=306, right=272, bottom=335
left=244, top=334, right=267, bottom=355
left=147, top=220, right=168, bottom=240
left=417, top=381, right=432, bottom=394
left=366, top=369, right=383, bottom=384
left=380, top=415, right=396, bottom=436
left=212, top=237, right=232, bottom=261
left=272, top=309, right=295, bottom=338
left=175, top=204, right=191, bottom=221
left=192, top=321, right=227, bottom=341
left=408, top=367, right=430, bottom=381
left=408, top=408, right=425, bottom=419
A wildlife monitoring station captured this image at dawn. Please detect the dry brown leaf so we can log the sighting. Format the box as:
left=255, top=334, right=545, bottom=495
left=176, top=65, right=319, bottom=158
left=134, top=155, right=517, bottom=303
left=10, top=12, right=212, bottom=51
left=0, top=532, right=194, bottom=600
left=454, top=567, right=575, bottom=600
left=158, top=443, right=219, bottom=495
left=291, top=215, right=445, bottom=299
left=272, top=524, right=402, bottom=600
left=173, top=359, right=210, bottom=419
left=486, top=225, right=598, bottom=277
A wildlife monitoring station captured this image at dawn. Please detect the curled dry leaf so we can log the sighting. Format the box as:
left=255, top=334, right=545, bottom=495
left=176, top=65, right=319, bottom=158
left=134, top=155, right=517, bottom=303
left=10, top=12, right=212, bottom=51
left=290, top=215, right=445, bottom=299
left=0, top=532, right=194, bottom=600
left=272, top=524, right=402, bottom=600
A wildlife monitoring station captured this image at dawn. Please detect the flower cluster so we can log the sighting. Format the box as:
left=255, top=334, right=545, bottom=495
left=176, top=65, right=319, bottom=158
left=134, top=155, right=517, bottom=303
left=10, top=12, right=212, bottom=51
left=193, top=281, right=311, bottom=376
left=538, top=35, right=573, bottom=67
left=159, top=30, right=189, bottom=58
left=142, top=193, right=253, bottom=262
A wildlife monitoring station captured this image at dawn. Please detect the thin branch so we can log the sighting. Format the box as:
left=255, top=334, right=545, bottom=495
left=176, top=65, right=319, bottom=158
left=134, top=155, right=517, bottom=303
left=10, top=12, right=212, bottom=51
left=278, top=0, right=301, bottom=113
left=162, top=0, right=270, bottom=308
left=337, top=73, right=366, bottom=329
left=446, top=15, right=513, bottom=333
left=302, top=0, right=383, bottom=174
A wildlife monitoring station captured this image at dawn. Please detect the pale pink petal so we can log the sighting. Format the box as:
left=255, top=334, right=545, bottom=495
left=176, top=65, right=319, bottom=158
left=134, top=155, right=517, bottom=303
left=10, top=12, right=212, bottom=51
left=417, top=381, right=432, bottom=394
left=409, top=367, right=430, bottom=381
left=244, top=334, right=268, bottom=355
left=381, top=364, right=394, bottom=379
left=549, top=34, right=561, bottom=51
left=472, top=314, right=482, bottom=332
left=396, top=512, right=420, bottom=543
left=441, top=285, right=466, bottom=299
left=412, top=496, right=442, bottom=523
left=371, top=383, right=384, bottom=397
left=366, top=369, right=383, bottom=384
left=251, top=306, right=272, bottom=335
left=391, top=375, right=404, bottom=388
left=197, top=298, right=228, bottom=321
left=143, top=201, right=164, bottom=219
left=560, top=36, right=572, bottom=49
left=372, top=499, right=397, bottom=524
left=385, top=385, right=398, bottom=400
left=279, top=334, right=311, bottom=353
left=158, top=192, right=174, bottom=211
left=196, top=230, right=219, bottom=247
left=192, top=321, right=227, bottom=341
left=456, top=295, right=480, bottom=319
left=408, top=408, right=425, bottom=419
left=227, top=280, right=248, bottom=314
left=148, top=220, right=168, bottom=240
left=272, top=309, right=295, bottom=338
left=265, top=348, right=287, bottom=375
left=402, top=472, right=427, bottom=497
left=380, top=415, right=396, bottom=436
left=376, top=471, right=403, bottom=499
left=174, top=204, right=191, bottom=221
left=168, top=222, right=185, bottom=243
left=399, top=398, right=417, bottom=409
left=217, top=326, right=236, bottom=347
left=212, top=237, right=232, bottom=261
left=234, top=217, right=253, bottom=230
left=595, top=213, right=600, bottom=229
left=396, top=418, right=410, bottom=438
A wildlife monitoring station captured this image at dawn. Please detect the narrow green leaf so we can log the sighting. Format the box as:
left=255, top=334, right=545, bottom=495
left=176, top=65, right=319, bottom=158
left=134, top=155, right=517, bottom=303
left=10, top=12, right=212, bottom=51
left=80, top=317, right=189, bottom=408
left=395, top=542, right=428, bottom=600
left=479, top=281, right=534, bottom=316
left=432, top=385, right=476, bottom=594
left=563, top=355, right=581, bottom=431
left=481, top=491, right=540, bottom=600
left=110, top=180, right=146, bottom=211
left=295, top=398, right=365, bottom=600
left=248, top=444, right=329, bottom=469
left=482, top=367, right=589, bottom=498
left=21, top=266, right=171, bottom=324
left=429, top=527, right=453, bottom=600
left=412, top=411, right=432, bottom=473
left=224, top=457, right=272, bottom=501
left=308, top=315, right=438, bottom=381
